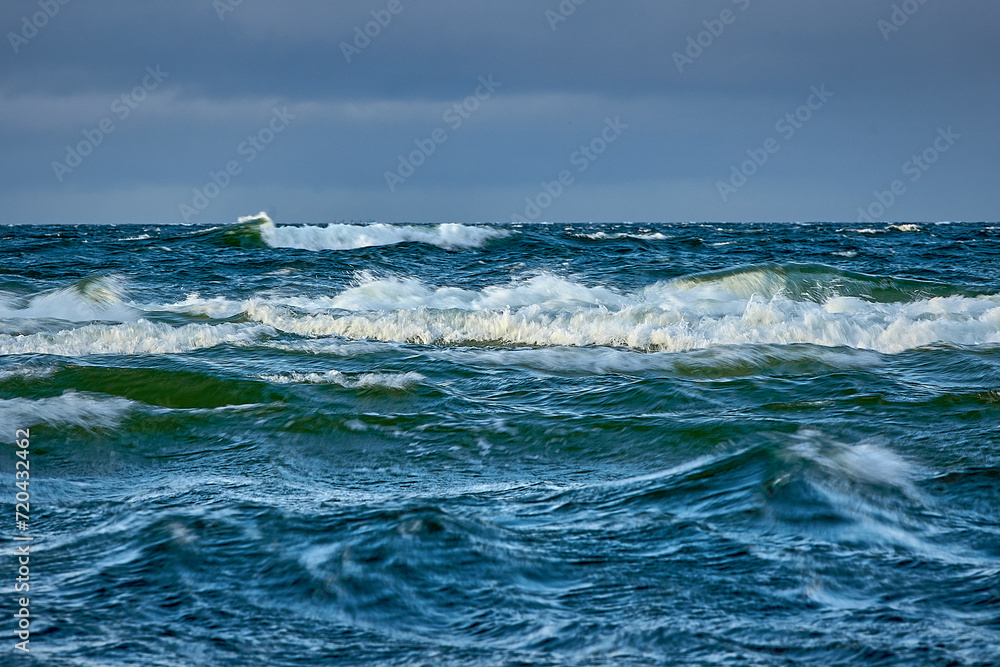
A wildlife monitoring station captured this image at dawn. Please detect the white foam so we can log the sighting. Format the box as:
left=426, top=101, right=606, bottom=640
left=258, top=370, right=424, bottom=389
left=0, top=276, right=134, bottom=324
left=250, top=215, right=507, bottom=251
left=785, top=433, right=917, bottom=492
left=0, top=320, right=274, bottom=356
left=263, top=277, right=1000, bottom=354
left=164, top=293, right=246, bottom=319
left=152, top=274, right=1000, bottom=355
left=0, top=392, right=134, bottom=432
left=0, top=366, right=56, bottom=381
left=266, top=339, right=390, bottom=356
left=572, top=231, right=668, bottom=241
left=838, top=224, right=921, bottom=235
left=159, top=274, right=629, bottom=316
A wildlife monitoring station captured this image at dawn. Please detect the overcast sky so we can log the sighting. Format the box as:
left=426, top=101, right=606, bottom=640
left=2, top=0, right=997, bottom=224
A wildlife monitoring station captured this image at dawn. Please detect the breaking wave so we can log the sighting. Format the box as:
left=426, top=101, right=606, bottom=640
left=9, top=265, right=999, bottom=357
left=214, top=212, right=508, bottom=251
left=0, top=320, right=273, bottom=356
left=669, top=263, right=977, bottom=302
left=571, top=231, right=668, bottom=241
left=0, top=276, right=134, bottom=326
left=838, top=224, right=923, bottom=235
left=158, top=265, right=1000, bottom=354
left=0, top=392, right=134, bottom=432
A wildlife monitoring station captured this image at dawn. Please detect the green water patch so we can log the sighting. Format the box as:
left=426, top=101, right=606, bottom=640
left=16, top=363, right=286, bottom=409
left=186, top=216, right=270, bottom=249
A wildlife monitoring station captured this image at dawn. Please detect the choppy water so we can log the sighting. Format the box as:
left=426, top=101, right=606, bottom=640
left=2, top=218, right=999, bottom=666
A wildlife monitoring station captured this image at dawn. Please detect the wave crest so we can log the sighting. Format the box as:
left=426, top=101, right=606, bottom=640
left=219, top=212, right=508, bottom=251
left=669, top=263, right=977, bottom=303
left=159, top=267, right=1000, bottom=354
left=0, top=320, right=273, bottom=356
left=0, top=276, right=134, bottom=328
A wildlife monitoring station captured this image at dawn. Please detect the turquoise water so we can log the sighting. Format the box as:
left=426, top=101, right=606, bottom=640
left=2, top=219, right=999, bottom=665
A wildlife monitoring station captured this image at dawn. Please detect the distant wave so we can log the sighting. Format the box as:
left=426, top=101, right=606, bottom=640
left=216, top=212, right=509, bottom=251
left=838, top=224, right=922, bottom=234
left=571, top=231, right=668, bottom=241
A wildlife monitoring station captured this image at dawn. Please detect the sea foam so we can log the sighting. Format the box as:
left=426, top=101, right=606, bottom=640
left=258, top=370, right=425, bottom=389
left=161, top=271, right=1000, bottom=354
left=0, top=392, right=134, bottom=432
left=0, top=276, right=134, bottom=326
left=238, top=212, right=508, bottom=251
left=0, top=320, right=274, bottom=356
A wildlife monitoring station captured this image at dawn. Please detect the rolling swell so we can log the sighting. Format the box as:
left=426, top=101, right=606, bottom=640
left=29, top=429, right=1000, bottom=664
left=669, top=262, right=985, bottom=302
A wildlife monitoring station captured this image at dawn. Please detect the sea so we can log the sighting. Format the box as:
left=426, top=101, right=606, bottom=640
left=1, top=216, right=998, bottom=666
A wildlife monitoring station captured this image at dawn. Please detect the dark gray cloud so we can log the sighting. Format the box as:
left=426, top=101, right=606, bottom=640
left=2, top=0, right=998, bottom=223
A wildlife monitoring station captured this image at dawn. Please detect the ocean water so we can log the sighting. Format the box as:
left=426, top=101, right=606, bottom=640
left=2, top=217, right=999, bottom=666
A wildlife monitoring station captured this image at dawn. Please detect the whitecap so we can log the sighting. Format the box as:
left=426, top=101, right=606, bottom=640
left=0, top=392, right=134, bottom=432
left=240, top=213, right=508, bottom=251
left=572, top=231, right=668, bottom=241
left=0, top=320, right=274, bottom=356
left=154, top=272, right=1000, bottom=355
left=269, top=284, right=1000, bottom=354
left=258, top=370, right=424, bottom=389
left=0, top=276, right=134, bottom=325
